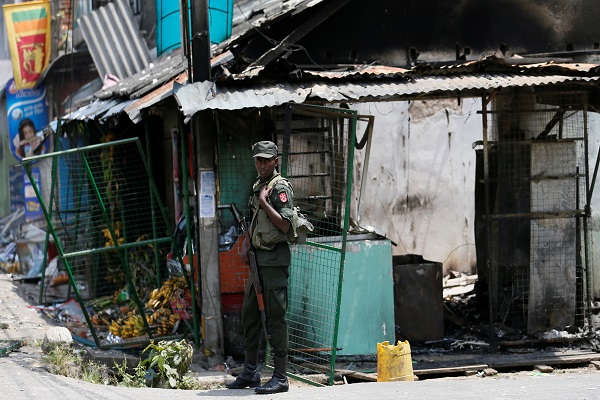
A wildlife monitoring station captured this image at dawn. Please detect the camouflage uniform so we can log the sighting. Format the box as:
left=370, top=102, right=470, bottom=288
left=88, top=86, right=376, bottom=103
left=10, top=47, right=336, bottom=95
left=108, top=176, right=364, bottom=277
left=243, top=173, right=294, bottom=358
left=226, top=141, right=292, bottom=394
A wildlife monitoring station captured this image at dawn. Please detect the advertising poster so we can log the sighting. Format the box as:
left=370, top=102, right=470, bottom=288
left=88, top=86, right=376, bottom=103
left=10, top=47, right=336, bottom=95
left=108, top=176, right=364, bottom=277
left=5, top=78, right=49, bottom=161
left=2, top=0, right=51, bottom=90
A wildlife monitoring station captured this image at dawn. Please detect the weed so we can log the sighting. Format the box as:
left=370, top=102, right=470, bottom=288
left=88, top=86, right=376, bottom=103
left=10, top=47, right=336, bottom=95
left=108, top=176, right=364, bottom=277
left=42, top=339, right=203, bottom=390
left=113, top=359, right=148, bottom=388
left=41, top=344, right=78, bottom=378
left=80, top=359, right=111, bottom=385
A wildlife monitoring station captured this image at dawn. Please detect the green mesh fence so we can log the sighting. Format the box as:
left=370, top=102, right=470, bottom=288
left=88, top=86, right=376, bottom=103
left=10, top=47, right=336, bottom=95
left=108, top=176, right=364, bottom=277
left=21, top=137, right=193, bottom=349
left=216, top=103, right=356, bottom=386
left=280, top=104, right=356, bottom=386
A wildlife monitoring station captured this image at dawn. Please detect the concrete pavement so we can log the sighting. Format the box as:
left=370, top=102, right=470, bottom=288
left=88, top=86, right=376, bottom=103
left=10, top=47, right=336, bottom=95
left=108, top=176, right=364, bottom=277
left=1, top=271, right=600, bottom=400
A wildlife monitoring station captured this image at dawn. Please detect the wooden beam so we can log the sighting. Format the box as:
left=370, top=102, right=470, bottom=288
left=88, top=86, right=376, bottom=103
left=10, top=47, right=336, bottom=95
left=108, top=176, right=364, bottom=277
left=249, top=0, right=352, bottom=68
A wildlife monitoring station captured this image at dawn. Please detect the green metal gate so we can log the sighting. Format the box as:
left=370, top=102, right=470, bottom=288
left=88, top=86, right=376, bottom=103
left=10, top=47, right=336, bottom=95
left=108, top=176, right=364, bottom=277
left=279, top=103, right=357, bottom=386
left=21, top=137, right=194, bottom=348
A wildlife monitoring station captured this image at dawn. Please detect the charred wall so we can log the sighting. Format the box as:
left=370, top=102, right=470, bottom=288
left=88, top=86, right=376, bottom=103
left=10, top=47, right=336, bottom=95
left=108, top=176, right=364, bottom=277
left=243, top=0, right=600, bottom=67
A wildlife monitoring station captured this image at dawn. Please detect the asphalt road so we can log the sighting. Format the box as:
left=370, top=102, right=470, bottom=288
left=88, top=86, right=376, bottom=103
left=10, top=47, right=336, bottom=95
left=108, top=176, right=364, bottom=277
left=1, top=351, right=600, bottom=400
left=1, top=272, right=600, bottom=400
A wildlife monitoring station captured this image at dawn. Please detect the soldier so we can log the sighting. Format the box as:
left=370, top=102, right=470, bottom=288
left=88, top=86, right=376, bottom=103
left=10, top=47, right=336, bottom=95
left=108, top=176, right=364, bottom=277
left=226, top=140, right=293, bottom=394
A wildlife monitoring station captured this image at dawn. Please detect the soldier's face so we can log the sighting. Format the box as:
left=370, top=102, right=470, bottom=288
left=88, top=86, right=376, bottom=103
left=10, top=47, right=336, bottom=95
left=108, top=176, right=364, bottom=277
left=255, top=156, right=277, bottom=180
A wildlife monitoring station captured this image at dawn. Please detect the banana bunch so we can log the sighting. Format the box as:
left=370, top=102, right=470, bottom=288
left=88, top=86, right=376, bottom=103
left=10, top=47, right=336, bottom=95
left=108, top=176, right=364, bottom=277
left=147, top=307, right=181, bottom=336
left=1, top=262, right=21, bottom=274
left=145, top=276, right=188, bottom=310
left=108, top=312, right=146, bottom=339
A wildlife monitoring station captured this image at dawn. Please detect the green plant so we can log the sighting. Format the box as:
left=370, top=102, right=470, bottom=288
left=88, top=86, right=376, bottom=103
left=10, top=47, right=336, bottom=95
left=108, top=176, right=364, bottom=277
left=80, top=359, right=111, bottom=385
left=42, top=345, right=76, bottom=377
left=113, top=358, right=148, bottom=388
left=41, top=340, right=204, bottom=390
left=41, top=344, right=78, bottom=378
left=141, top=339, right=194, bottom=389
left=42, top=344, right=111, bottom=384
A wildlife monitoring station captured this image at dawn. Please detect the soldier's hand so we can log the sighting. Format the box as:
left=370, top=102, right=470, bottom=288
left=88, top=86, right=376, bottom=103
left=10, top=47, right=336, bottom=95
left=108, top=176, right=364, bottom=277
left=258, top=185, right=270, bottom=207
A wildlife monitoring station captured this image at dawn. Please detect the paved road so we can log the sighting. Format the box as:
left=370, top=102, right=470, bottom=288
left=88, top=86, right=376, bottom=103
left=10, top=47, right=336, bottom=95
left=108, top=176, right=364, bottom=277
left=2, top=272, right=600, bottom=399
left=1, top=351, right=600, bottom=400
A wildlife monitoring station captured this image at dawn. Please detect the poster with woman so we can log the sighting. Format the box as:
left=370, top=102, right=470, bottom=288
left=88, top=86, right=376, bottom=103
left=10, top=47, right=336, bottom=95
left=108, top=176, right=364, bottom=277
left=5, top=77, right=50, bottom=161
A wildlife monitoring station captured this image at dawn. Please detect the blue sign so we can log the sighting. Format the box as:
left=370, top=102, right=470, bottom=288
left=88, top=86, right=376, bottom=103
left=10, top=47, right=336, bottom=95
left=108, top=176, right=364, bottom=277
left=5, top=78, right=50, bottom=161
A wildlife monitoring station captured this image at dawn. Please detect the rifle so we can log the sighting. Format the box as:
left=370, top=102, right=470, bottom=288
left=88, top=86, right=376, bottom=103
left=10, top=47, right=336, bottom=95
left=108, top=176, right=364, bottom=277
left=239, top=216, right=270, bottom=340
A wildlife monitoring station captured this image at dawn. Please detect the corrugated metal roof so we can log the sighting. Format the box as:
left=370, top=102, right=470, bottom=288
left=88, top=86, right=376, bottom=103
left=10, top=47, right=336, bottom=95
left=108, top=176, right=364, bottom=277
left=125, top=72, right=188, bottom=123
left=78, top=0, right=152, bottom=80
left=63, top=98, right=123, bottom=121
left=305, top=65, right=410, bottom=79
left=96, top=48, right=186, bottom=100
left=173, top=80, right=311, bottom=121
left=230, top=57, right=600, bottom=81
left=103, top=99, right=136, bottom=119
left=173, top=73, right=600, bottom=122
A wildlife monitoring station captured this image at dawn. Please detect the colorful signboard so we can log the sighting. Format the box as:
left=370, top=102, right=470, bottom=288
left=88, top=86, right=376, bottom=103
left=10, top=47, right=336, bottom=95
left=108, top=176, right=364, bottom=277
left=2, top=0, right=51, bottom=90
left=5, top=78, right=49, bottom=162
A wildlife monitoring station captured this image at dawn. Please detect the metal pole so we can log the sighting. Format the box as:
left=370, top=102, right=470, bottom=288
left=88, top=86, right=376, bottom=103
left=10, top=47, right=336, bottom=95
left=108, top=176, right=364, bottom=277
left=329, top=108, right=357, bottom=386
left=189, top=0, right=224, bottom=363
left=482, top=93, right=496, bottom=349
left=190, top=0, right=211, bottom=83
left=180, top=117, right=200, bottom=346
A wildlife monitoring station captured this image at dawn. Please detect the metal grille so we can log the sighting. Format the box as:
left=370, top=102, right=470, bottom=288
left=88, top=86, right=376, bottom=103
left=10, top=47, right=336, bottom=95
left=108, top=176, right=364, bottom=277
left=279, top=103, right=356, bottom=386
left=21, top=137, right=190, bottom=348
left=480, top=90, right=590, bottom=336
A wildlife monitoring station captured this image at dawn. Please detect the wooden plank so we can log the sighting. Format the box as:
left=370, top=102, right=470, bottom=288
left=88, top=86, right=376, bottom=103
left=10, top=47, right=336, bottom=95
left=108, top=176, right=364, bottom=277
left=490, top=353, right=600, bottom=369
left=414, top=364, right=488, bottom=376
left=338, top=370, right=378, bottom=382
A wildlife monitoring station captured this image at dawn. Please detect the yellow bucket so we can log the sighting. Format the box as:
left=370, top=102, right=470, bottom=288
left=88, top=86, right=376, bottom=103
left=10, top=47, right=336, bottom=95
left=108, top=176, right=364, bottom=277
left=377, top=340, right=414, bottom=382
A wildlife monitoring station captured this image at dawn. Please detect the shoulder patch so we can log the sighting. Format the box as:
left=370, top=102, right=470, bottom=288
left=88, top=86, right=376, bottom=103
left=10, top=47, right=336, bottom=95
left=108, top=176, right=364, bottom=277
left=279, top=192, right=288, bottom=203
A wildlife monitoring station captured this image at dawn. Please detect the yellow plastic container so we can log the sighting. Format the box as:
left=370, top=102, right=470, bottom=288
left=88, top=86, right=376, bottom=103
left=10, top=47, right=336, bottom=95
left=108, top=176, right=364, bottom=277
left=377, top=340, right=414, bottom=382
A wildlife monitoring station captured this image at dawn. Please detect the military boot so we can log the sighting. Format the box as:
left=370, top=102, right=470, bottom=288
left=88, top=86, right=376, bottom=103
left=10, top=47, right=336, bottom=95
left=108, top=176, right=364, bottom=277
left=255, top=356, right=289, bottom=394
left=226, top=351, right=261, bottom=389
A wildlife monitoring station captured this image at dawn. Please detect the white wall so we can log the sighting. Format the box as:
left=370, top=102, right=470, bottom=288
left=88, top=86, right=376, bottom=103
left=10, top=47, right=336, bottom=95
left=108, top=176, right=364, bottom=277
left=348, top=99, right=482, bottom=274
left=347, top=98, right=600, bottom=298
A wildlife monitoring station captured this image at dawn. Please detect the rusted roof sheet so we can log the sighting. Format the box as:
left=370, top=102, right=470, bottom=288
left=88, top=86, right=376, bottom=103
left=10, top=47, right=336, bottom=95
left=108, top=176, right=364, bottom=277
left=174, top=73, right=600, bottom=122
left=103, top=99, right=136, bottom=119
left=124, top=72, right=188, bottom=123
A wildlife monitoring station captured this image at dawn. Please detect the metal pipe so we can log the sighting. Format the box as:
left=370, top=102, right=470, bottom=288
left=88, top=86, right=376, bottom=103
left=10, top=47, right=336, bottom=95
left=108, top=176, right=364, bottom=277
left=482, top=92, right=496, bottom=349
left=180, top=116, right=200, bottom=346
left=329, top=106, right=357, bottom=386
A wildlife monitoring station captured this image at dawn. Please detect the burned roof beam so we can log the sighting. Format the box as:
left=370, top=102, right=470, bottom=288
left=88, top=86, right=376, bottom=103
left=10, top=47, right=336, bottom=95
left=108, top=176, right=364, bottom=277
left=249, top=0, right=352, bottom=68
